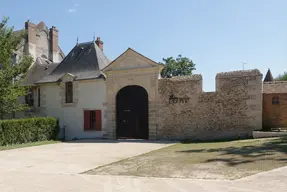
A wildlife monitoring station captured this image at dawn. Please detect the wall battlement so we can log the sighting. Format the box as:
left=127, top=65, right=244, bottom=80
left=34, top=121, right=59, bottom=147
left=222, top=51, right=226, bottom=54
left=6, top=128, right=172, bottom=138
left=216, top=69, right=261, bottom=79
left=159, top=69, right=262, bottom=94
left=157, top=69, right=263, bottom=141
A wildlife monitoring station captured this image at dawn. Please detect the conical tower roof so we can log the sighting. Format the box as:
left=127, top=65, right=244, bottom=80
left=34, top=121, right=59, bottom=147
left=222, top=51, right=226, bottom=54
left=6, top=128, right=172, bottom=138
left=264, top=68, right=274, bottom=82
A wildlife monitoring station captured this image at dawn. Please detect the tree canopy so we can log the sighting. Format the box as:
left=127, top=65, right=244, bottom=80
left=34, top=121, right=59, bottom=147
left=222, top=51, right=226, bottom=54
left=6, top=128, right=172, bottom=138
left=160, top=55, right=196, bottom=78
left=0, top=17, right=33, bottom=119
left=276, top=72, right=287, bottom=81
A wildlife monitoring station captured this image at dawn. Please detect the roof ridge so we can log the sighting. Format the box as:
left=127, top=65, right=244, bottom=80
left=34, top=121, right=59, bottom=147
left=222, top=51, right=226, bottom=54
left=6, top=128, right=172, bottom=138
left=77, top=41, right=94, bottom=46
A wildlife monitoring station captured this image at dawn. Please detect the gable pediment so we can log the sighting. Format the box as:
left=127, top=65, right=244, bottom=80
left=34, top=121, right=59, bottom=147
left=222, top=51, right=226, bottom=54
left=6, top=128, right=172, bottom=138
left=113, top=56, right=154, bottom=70
left=59, top=73, right=76, bottom=82
left=103, top=48, right=164, bottom=72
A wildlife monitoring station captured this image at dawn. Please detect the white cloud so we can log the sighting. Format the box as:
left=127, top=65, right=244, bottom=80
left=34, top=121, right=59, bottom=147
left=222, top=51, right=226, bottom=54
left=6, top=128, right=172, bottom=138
left=68, top=9, right=76, bottom=13
left=68, top=3, right=79, bottom=13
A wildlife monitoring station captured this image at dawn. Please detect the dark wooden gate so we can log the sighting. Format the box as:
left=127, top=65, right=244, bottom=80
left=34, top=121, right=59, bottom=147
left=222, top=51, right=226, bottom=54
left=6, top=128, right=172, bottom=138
left=116, top=85, right=148, bottom=139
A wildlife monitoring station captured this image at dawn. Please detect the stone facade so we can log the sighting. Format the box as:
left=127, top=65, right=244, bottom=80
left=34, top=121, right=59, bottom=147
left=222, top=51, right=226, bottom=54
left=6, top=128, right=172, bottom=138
left=103, top=48, right=163, bottom=140
left=21, top=32, right=265, bottom=141
left=36, top=52, right=264, bottom=141
left=157, top=69, right=262, bottom=141
left=263, top=81, right=287, bottom=129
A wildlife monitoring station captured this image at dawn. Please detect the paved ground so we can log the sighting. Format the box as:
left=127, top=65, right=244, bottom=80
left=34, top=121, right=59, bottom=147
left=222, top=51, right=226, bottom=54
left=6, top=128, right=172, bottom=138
left=0, top=140, right=286, bottom=192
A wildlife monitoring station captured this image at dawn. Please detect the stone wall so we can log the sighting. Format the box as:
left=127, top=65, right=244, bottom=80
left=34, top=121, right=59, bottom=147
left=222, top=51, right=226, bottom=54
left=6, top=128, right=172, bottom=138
left=157, top=69, right=262, bottom=141
left=263, top=81, right=287, bottom=129
left=263, top=81, right=287, bottom=93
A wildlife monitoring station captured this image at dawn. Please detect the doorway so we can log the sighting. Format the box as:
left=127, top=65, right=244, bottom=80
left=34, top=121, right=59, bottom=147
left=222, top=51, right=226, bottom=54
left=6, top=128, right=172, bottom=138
left=116, top=85, right=149, bottom=139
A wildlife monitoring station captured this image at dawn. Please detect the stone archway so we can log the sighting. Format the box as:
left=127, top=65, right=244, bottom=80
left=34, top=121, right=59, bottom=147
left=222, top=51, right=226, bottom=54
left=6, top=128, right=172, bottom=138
left=116, top=85, right=149, bottom=139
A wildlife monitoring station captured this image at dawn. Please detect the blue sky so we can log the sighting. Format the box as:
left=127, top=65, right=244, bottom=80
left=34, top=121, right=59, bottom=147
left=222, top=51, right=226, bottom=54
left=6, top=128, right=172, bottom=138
left=1, top=0, right=286, bottom=91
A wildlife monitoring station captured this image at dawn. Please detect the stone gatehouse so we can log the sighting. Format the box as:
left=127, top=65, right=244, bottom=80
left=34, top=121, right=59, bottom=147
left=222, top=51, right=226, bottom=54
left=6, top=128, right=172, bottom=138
left=18, top=20, right=264, bottom=141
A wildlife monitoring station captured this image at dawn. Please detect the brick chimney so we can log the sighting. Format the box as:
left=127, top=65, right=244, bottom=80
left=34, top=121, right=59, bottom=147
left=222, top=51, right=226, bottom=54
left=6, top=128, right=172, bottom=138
left=24, top=20, right=37, bottom=59
left=95, top=37, right=103, bottom=51
left=25, top=20, right=36, bottom=44
left=49, top=26, right=59, bottom=62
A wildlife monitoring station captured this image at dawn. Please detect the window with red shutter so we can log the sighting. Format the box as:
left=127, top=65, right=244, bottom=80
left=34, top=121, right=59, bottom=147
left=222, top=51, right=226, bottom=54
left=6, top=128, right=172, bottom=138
left=84, top=110, right=102, bottom=131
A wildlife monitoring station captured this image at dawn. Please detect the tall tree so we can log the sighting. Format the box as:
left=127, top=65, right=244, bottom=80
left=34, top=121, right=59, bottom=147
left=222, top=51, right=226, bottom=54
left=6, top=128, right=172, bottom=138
left=160, top=55, right=196, bottom=78
left=0, top=17, right=33, bottom=119
left=276, top=72, right=287, bottom=81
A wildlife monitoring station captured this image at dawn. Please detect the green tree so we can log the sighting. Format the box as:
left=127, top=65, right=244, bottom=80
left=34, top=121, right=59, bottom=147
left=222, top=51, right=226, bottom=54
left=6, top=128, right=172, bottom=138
left=160, top=55, right=196, bottom=78
left=0, top=17, right=33, bottom=119
left=276, top=72, right=287, bottom=81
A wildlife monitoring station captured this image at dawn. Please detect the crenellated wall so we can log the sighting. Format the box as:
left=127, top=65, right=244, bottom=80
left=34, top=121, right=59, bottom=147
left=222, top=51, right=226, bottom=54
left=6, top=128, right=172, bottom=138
left=157, top=69, right=262, bottom=141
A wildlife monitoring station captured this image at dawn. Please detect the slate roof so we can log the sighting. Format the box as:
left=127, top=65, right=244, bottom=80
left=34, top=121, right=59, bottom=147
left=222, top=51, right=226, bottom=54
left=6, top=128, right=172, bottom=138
left=36, top=41, right=110, bottom=83
left=22, top=58, right=59, bottom=86
left=263, top=69, right=274, bottom=82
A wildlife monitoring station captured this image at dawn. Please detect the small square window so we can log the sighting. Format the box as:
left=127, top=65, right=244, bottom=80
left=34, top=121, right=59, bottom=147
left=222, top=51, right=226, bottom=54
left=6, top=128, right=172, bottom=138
left=84, top=110, right=102, bottom=131
left=272, top=96, right=280, bottom=105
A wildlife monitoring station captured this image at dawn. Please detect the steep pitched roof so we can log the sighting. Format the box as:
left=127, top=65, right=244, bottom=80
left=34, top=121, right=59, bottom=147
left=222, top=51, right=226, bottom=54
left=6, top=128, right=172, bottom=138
left=264, top=69, right=274, bottom=82
left=22, top=58, right=59, bottom=86
left=36, top=41, right=110, bottom=83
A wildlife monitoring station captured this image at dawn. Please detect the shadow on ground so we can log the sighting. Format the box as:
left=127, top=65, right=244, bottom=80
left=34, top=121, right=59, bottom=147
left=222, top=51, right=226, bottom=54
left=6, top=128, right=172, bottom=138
left=177, top=137, right=287, bottom=166
left=83, top=137, right=287, bottom=180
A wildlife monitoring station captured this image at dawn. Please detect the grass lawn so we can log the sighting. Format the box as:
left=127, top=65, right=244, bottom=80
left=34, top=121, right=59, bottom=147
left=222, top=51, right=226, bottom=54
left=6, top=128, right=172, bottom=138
left=0, top=140, right=59, bottom=151
left=84, top=137, right=287, bottom=180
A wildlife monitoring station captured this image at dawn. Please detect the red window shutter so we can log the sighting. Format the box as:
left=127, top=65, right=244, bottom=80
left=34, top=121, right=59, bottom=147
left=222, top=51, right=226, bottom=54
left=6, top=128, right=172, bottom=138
left=84, top=110, right=91, bottom=130
left=95, top=110, right=102, bottom=131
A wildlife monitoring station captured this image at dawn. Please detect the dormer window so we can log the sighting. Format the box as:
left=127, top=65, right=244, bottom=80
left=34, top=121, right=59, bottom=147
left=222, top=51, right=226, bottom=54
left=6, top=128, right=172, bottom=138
left=65, top=82, right=73, bottom=103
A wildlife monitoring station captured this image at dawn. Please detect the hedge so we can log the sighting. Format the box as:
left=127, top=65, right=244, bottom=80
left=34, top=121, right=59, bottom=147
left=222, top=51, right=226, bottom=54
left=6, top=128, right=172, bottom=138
left=0, top=117, right=59, bottom=146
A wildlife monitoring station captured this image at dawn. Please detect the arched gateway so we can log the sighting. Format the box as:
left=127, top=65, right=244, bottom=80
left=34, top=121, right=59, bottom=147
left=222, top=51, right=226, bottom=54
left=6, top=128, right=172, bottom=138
left=102, top=48, right=164, bottom=140
left=116, top=85, right=149, bottom=139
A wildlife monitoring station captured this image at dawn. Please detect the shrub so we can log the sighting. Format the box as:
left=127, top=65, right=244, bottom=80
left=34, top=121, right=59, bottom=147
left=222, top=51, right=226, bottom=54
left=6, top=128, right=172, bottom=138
left=0, top=117, right=59, bottom=146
